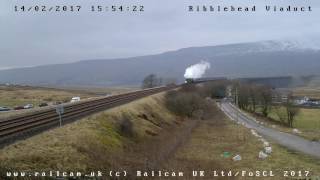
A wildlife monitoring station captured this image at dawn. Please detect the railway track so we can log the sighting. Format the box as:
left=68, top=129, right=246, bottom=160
left=0, top=85, right=178, bottom=147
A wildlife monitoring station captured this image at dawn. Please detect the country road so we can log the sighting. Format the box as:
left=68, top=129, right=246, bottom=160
left=219, top=101, right=320, bottom=159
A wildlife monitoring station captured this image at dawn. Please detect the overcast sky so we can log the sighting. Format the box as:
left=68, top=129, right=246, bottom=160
left=0, top=0, right=319, bottom=69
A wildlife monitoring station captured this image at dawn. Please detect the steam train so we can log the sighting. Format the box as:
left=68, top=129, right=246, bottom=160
left=185, top=77, right=227, bottom=84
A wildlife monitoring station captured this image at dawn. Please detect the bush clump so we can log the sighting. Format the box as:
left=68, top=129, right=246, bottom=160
left=165, top=89, right=207, bottom=118
left=118, top=115, right=134, bottom=137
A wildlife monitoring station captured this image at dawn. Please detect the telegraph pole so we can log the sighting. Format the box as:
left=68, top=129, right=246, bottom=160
left=55, top=105, right=64, bottom=127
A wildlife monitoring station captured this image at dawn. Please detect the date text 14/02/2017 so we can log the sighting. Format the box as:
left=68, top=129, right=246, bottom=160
left=14, top=5, right=144, bottom=13
left=188, top=5, right=312, bottom=12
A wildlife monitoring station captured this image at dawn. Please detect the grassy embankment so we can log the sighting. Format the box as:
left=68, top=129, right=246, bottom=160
left=0, top=92, right=188, bottom=174
left=0, top=90, right=320, bottom=179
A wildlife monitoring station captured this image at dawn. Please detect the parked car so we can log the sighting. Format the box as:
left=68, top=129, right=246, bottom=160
left=0, top=106, right=11, bottom=112
left=70, top=97, right=81, bottom=103
left=24, top=104, right=33, bottom=109
left=39, top=103, right=48, bottom=107
left=14, top=106, right=24, bottom=110
left=53, top=101, right=62, bottom=105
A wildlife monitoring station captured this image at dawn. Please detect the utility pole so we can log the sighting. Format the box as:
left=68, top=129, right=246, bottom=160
left=236, top=87, right=239, bottom=123
left=234, top=85, right=241, bottom=140
left=234, top=86, right=237, bottom=105
left=236, top=86, right=239, bottom=107
left=55, top=105, right=64, bottom=127
left=237, top=108, right=239, bottom=123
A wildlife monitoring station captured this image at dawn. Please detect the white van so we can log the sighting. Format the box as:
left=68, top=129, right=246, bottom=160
left=70, top=97, right=81, bottom=103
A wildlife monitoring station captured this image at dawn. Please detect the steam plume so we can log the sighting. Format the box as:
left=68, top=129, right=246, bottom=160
left=184, top=61, right=211, bottom=79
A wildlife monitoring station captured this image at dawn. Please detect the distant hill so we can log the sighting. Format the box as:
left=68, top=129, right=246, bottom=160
left=0, top=41, right=320, bottom=87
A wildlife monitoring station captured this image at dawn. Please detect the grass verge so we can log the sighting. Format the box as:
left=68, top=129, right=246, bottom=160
left=164, top=105, right=320, bottom=179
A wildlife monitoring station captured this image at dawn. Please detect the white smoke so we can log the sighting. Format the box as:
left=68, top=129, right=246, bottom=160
left=184, top=61, right=211, bottom=79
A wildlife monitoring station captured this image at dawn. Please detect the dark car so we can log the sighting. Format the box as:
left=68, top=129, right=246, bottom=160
left=0, top=106, right=11, bottom=112
left=14, top=106, right=24, bottom=110
left=39, top=103, right=48, bottom=107
left=54, top=101, right=62, bottom=105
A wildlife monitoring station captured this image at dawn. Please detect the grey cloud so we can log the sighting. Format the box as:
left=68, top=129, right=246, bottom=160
left=0, top=0, right=319, bottom=69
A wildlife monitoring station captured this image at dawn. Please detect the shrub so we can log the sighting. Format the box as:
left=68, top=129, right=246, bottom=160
left=180, top=84, right=198, bottom=92
left=118, top=115, right=134, bottom=137
left=165, top=90, right=206, bottom=118
left=43, top=97, right=53, bottom=101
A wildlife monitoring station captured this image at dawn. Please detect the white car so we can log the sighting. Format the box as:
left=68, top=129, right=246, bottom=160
left=24, top=104, right=33, bottom=109
left=70, top=97, right=81, bottom=103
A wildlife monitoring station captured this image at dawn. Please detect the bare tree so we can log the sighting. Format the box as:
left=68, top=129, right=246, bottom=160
left=285, top=93, right=300, bottom=127
left=259, top=86, right=272, bottom=117
left=238, top=84, right=250, bottom=110
left=249, top=85, right=260, bottom=112
left=232, top=82, right=272, bottom=117
left=142, top=74, right=162, bottom=89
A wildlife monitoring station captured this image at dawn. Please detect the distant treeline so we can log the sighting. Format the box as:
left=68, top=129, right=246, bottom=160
left=237, top=75, right=316, bottom=88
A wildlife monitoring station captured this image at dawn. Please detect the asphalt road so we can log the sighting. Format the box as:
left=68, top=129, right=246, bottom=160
left=219, top=101, right=320, bottom=159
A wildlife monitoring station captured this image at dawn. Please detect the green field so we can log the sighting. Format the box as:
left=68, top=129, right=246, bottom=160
left=0, top=86, right=92, bottom=108
left=0, top=85, right=137, bottom=108
left=252, top=106, right=320, bottom=141
left=267, top=107, right=320, bottom=130
left=293, top=87, right=320, bottom=99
